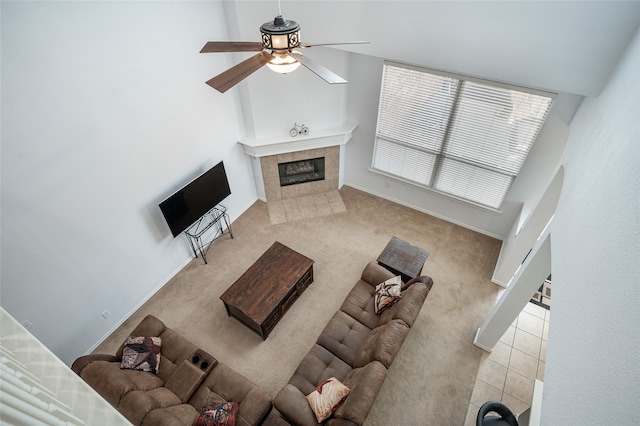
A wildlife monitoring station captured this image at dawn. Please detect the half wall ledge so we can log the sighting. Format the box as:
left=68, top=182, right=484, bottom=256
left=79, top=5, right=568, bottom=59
left=238, top=122, right=358, bottom=158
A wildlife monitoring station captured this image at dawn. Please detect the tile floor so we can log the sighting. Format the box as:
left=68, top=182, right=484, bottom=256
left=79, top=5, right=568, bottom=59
left=266, top=190, right=347, bottom=225
left=464, top=302, right=550, bottom=425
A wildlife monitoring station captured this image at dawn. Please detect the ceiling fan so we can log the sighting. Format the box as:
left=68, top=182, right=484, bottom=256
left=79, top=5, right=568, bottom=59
left=200, top=4, right=368, bottom=93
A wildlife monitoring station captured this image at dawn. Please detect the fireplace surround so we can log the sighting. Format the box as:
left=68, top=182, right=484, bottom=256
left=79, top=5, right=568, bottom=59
left=238, top=122, right=357, bottom=203
left=260, top=147, right=339, bottom=201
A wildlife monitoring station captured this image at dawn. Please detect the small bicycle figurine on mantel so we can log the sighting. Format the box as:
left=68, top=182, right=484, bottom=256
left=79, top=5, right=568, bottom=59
left=289, top=123, right=309, bottom=137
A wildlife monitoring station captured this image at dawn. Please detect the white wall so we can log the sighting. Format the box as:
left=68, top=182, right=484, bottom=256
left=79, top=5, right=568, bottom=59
left=543, top=27, right=640, bottom=423
left=242, top=46, right=350, bottom=138
left=0, top=1, right=257, bottom=365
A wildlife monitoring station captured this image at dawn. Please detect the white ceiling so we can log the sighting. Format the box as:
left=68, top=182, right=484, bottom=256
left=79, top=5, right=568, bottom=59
left=227, top=0, right=640, bottom=96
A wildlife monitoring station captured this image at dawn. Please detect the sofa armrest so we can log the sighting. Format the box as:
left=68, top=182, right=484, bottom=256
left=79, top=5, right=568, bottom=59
left=360, top=262, right=395, bottom=287
left=71, top=354, right=118, bottom=375
left=333, top=361, right=387, bottom=426
left=404, top=275, right=433, bottom=291
left=273, top=384, right=318, bottom=426
left=377, top=279, right=430, bottom=328
left=353, top=320, right=409, bottom=368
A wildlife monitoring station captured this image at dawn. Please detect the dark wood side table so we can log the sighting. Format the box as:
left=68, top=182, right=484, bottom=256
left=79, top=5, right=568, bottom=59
left=377, top=236, right=430, bottom=283
left=220, top=241, right=314, bottom=340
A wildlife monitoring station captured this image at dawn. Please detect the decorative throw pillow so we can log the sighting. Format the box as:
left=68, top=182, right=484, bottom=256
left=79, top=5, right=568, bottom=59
left=306, top=377, right=351, bottom=423
left=192, top=402, right=240, bottom=426
left=120, top=336, right=161, bottom=374
left=374, top=276, right=402, bottom=314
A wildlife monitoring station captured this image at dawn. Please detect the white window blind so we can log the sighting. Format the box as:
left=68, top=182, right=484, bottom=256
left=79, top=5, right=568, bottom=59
left=372, top=63, right=554, bottom=210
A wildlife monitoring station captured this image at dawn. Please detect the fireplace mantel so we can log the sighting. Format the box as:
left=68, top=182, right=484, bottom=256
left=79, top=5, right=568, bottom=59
left=238, top=122, right=358, bottom=158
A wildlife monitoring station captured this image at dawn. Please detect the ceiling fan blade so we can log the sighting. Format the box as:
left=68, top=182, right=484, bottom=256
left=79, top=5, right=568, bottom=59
left=299, top=41, right=370, bottom=48
left=200, top=41, right=263, bottom=53
left=290, top=52, right=347, bottom=84
left=206, top=51, right=273, bottom=93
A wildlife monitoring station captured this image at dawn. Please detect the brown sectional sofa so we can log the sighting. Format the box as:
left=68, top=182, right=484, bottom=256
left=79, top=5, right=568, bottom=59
left=72, top=261, right=432, bottom=426
left=270, top=261, right=433, bottom=425
left=72, top=315, right=272, bottom=426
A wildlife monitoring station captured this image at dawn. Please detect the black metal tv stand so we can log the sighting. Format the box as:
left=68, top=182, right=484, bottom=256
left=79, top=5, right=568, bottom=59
left=184, top=205, right=233, bottom=264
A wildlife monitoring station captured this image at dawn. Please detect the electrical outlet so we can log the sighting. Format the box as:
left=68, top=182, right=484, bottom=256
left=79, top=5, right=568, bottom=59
left=21, top=320, right=33, bottom=330
left=101, top=310, right=111, bottom=319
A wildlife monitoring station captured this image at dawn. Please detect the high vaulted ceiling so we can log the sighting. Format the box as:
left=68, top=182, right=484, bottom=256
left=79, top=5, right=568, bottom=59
left=226, top=1, right=640, bottom=96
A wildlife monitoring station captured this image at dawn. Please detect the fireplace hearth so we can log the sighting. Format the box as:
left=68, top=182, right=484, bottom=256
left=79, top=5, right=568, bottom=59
left=278, top=157, right=325, bottom=187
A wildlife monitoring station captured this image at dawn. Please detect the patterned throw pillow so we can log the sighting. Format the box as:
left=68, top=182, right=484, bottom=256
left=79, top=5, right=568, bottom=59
left=120, top=336, right=161, bottom=374
left=306, top=377, right=351, bottom=423
left=192, top=402, right=240, bottom=426
left=374, top=276, right=402, bottom=314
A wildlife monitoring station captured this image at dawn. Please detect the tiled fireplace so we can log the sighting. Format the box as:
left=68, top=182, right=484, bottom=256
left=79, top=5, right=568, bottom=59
left=237, top=122, right=357, bottom=203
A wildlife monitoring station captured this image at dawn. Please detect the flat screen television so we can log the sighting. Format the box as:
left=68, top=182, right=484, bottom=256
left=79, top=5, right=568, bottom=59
left=159, top=161, right=231, bottom=237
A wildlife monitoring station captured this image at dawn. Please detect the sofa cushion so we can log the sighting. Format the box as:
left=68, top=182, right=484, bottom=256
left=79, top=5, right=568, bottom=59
left=164, top=360, right=209, bottom=403
left=377, top=280, right=430, bottom=328
left=338, top=280, right=378, bottom=329
left=373, top=276, right=402, bottom=314
left=121, top=336, right=162, bottom=374
left=193, top=402, right=240, bottom=426
left=316, top=311, right=373, bottom=367
left=353, top=320, right=410, bottom=369
left=273, top=384, right=320, bottom=426
left=306, top=377, right=351, bottom=423
left=141, top=404, right=199, bottom=426
left=118, top=387, right=182, bottom=425
left=288, top=345, right=353, bottom=396
left=79, top=360, right=164, bottom=406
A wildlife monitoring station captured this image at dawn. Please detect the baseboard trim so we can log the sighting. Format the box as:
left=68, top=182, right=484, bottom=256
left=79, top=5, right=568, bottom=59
left=473, top=328, right=494, bottom=353
left=491, top=277, right=509, bottom=288
left=344, top=184, right=504, bottom=240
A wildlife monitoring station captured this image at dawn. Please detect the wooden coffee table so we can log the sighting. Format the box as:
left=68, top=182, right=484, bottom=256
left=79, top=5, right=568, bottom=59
left=377, top=236, right=429, bottom=283
left=220, top=241, right=314, bottom=340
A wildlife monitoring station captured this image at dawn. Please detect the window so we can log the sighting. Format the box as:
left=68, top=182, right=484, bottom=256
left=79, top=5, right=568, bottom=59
left=372, top=62, right=555, bottom=210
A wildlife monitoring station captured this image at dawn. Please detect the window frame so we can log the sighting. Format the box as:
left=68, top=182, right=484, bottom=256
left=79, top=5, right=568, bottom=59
left=370, top=61, right=556, bottom=212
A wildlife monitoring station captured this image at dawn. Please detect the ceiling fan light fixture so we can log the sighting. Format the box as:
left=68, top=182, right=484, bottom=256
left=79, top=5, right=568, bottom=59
left=200, top=7, right=368, bottom=92
left=261, top=15, right=301, bottom=50
left=266, top=52, right=301, bottom=74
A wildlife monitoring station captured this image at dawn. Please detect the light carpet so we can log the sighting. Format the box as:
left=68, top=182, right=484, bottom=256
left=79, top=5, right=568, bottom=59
left=94, top=186, right=502, bottom=425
